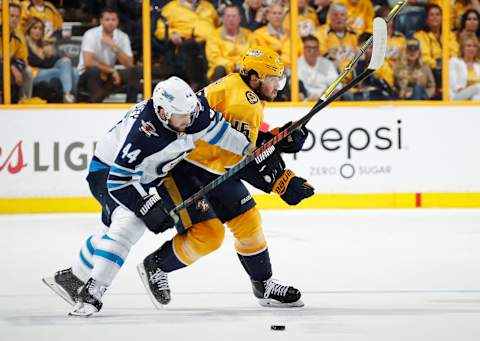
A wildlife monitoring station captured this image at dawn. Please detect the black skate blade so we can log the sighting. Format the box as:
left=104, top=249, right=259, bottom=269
left=42, top=277, right=75, bottom=306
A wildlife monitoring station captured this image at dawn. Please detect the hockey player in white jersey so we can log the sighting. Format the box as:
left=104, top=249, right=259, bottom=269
left=42, top=76, right=252, bottom=317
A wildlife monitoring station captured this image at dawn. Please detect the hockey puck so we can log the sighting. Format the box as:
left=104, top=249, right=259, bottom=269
left=271, top=325, right=286, bottom=331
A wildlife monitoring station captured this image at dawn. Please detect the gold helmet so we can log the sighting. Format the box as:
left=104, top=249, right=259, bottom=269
left=239, top=47, right=284, bottom=80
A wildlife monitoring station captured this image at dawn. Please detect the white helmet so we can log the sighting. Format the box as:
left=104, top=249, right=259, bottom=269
left=152, top=76, right=200, bottom=126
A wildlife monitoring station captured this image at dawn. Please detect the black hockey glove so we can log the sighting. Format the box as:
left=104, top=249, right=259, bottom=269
left=271, top=169, right=315, bottom=205
left=134, top=194, right=178, bottom=234
left=239, top=148, right=286, bottom=193
left=257, top=122, right=308, bottom=154
left=239, top=147, right=314, bottom=206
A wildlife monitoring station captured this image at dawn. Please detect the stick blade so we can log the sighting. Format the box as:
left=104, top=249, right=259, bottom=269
left=368, top=17, right=388, bottom=70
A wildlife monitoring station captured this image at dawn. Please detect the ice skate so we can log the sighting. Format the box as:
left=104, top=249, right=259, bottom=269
left=252, top=278, right=304, bottom=308
left=42, top=267, right=84, bottom=306
left=137, top=259, right=171, bottom=308
left=69, top=278, right=106, bottom=317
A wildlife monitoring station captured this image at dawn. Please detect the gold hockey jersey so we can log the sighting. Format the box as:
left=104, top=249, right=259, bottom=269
left=186, top=73, right=264, bottom=174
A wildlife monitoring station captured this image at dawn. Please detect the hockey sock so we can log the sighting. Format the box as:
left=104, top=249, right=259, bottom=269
left=72, top=233, right=103, bottom=282
left=237, top=248, right=272, bottom=281
left=146, top=239, right=187, bottom=273
left=91, top=234, right=130, bottom=287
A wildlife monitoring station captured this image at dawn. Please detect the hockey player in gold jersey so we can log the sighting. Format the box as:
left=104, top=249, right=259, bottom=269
left=137, top=47, right=314, bottom=308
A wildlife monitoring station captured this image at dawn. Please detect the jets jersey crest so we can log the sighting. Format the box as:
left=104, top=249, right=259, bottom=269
left=91, top=96, right=249, bottom=212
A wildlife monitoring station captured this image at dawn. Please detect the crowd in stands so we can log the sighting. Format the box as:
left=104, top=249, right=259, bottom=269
left=1, top=0, right=142, bottom=103
left=0, top=0, right=479, bottom=103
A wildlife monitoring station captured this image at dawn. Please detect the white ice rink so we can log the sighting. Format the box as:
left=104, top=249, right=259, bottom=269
left=1, top=209, right=480, bottom=341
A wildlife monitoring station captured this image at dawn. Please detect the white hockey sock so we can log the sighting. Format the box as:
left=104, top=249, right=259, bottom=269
left=91, top=234, right=130, bottom=288
left=72, top=233, right=103, bottom=283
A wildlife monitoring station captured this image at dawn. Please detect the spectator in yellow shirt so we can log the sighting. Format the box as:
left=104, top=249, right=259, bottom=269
left=20, top=0, right=63, bottom=41
left=450, top=9, right=480, bottom=58
left=154, top=0, right=220, bottom=90
left=335, top=0, right=374, bottom=33
left=253, top=1, right=298, bottom=68
left=0, top=0, right=21, bottom=23
left=253, top=1, right=299, bottom=100
left=315, top=3, right=357, bottom=69
left=452, top=0, right=480, bottom=30
left=154, top=0, right=219, bottom=43
left=0, top=3, right=33, bottom=102
left=206, top=5, right=255, bottom=81
left=282, top=0, right=320, bottom=38
left=414, top=4, right=450, bottom=97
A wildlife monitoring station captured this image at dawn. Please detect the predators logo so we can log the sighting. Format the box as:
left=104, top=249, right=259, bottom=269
left=195, top=198, right=210, bottom=212
left=245, top=91, right=258, bottom=104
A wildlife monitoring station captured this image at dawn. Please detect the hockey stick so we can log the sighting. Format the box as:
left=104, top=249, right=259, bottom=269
left=169, top=5, right=402, bottom=216
left=303, top=17, right=389, bottom=124
left=311, top=0, right=407, bottom=107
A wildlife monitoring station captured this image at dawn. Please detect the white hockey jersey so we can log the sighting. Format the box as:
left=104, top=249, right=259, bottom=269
left=90, top=96, right=250, bottom=212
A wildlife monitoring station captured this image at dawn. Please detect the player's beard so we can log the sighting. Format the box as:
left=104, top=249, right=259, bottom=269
left=169, top=123, right=187, bottom=132
left=256, top=85, right=278, bottom=102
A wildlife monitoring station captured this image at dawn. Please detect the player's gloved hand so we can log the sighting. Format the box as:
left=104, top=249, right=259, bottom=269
left=239, top=147, right=286, bottom=193
left=257, top=122, right=308, bottom=154
left=134, top=194, right=178, bottom=234
left=271, top=169, right=315, bottom=205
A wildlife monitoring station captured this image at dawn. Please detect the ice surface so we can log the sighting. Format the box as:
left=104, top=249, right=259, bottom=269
left=1, top=209, right=480, bottom=341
